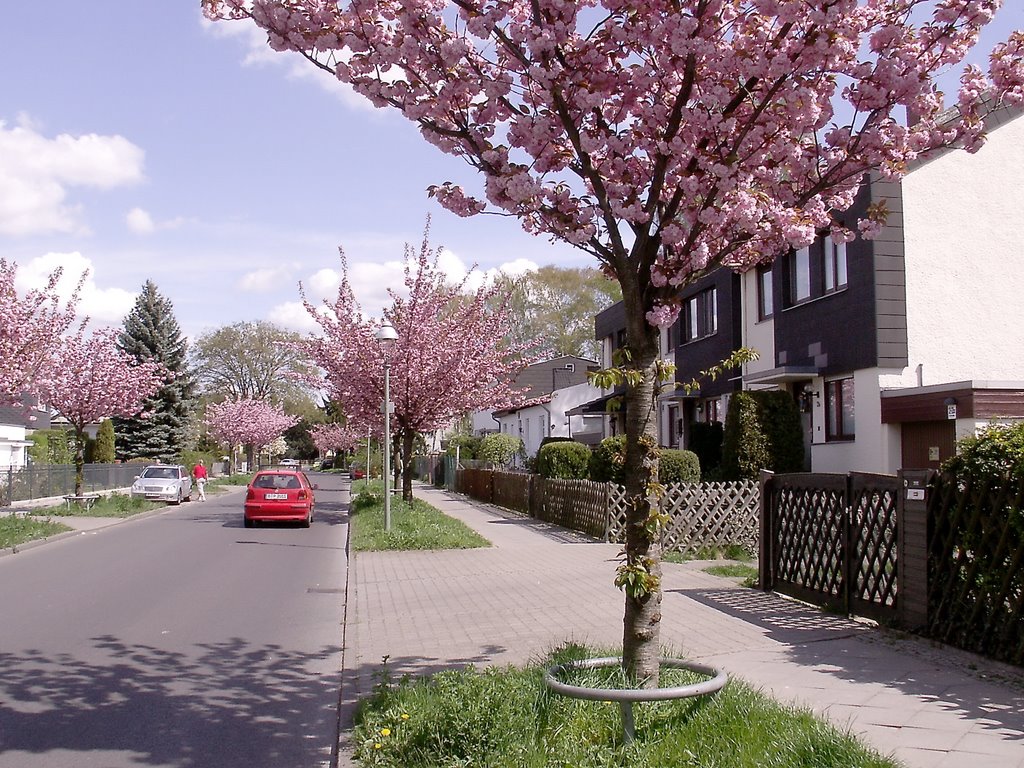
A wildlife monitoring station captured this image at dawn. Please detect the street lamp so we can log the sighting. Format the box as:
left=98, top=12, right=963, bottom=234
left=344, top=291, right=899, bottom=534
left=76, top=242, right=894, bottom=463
left=375, top=320, right=398, bottom=531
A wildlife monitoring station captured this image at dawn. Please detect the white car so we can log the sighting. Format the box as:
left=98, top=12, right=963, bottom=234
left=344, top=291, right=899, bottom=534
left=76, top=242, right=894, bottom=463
left=130, top=464, right=193, bottom=504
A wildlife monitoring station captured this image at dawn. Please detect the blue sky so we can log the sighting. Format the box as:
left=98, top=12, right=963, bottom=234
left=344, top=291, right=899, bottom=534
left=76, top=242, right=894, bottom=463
left=1, top=3, right=1020, bottom=342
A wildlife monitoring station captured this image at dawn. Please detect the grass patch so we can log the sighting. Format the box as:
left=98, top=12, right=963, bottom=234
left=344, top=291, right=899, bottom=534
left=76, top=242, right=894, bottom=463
left=664, top=544, right=753, bottom=563
left=703, top=563, right=759, bottom=587
left=352, top=644, right=899, bottom=768
left=208, top=473, right=253, bottom=489
left=0, top=515, right=72, bottom=549
left=350, top=482, right=489, bottom=551
left=31, top=492, right=163, bottom=518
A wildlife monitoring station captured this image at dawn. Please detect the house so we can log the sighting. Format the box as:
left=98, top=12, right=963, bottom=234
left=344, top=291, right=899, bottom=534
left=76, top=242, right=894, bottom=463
left=475, top=356, right=602, bottom=456
left=592, top=102, right=1024, bottom=474
left=0, top=401, right=51, bottom=468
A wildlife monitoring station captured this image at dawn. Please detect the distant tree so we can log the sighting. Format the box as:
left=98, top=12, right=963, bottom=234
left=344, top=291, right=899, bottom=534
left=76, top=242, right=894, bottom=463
left=0, top=259, right=82, bottom=406
left=304, top=226, right=534, bottom=501
left=114, top=281, right=195, bottom=462
left=94, top=419, right=116, bottom=464
left=204, top=398, right=299, bottom=472
left=192, top=321, right=314, bottom=402
left=46, top=329, right=166, bottom=496
left=495, top=266, right=621, bottom=361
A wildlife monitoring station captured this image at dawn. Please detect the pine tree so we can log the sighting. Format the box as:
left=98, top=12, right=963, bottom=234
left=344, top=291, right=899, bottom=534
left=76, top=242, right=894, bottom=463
left=114, top=281, right=195, bottom=462
left=94, top=418, right=116, bottom=463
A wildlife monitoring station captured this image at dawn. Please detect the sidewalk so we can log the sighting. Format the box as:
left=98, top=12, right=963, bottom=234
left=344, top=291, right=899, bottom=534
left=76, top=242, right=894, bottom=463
left=340, top=484, right=1024, bottom=768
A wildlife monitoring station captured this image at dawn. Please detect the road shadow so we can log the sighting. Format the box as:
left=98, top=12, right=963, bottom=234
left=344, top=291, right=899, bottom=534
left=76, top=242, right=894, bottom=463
left=0, top=636, right=343, bottom=768
left=675, top=587, right=1024, bottom=740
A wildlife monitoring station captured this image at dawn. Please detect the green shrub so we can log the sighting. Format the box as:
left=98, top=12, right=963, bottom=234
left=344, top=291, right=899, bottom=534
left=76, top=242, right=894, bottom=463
left=536, top=441, right=591, bottom=479
left=659, top=448, right=701, bottom=483
left=588, top=435, right=626, bottom=483
left=721, top=392, right=769, bottom=480
left=94, top=419, right=116, bottom=463
left=689, top=420, right=724, bottom=475
left=757, top=389, right=805, bottom=473
left=445, top=434, right=481, bottom=459
left=720, top=390, right=804, bottom=479
left=943, top=421, right=1024, bottom=482
left=477, top=433, right=523, bottom=467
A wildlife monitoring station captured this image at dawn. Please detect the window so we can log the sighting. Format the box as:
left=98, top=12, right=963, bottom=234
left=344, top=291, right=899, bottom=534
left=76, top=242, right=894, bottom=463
left=789, top=247, right=811, bottom=304
left=682, top=287, right=717, bottom=342
left=824, top=236, right=848, bottom=294
left=757, top=264, right=774, bottom=320
left=786, top=233, right=850, bottom=306
left=825, top=377, right=855, bottom=441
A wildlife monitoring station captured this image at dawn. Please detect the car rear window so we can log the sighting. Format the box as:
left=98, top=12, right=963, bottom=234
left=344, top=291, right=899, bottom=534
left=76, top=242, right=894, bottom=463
left=253, top=474, right=302, bottom=490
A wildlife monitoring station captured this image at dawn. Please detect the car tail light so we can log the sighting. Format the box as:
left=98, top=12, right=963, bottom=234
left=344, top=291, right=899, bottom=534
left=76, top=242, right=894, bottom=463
left=297, top=490, right=308, bottom=500
left=246, top=487, right=255, bottom=501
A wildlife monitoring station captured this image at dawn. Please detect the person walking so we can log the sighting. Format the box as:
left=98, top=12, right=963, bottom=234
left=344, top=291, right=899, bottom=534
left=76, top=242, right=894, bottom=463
left=193, top=460, right=208, bottom=502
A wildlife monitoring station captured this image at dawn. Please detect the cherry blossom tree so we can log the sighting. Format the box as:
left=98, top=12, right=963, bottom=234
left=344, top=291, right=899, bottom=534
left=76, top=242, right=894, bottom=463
left=303, top=226, right=535, bottom=500
left=205, top=398, right=299, bottom=471
left=310, top=422, right=362, bottom=458
left=205, top=0, right=1024, bottom=683
left=45, top=329, right=167, bottom=497
left=0, top=259, right=83, bottom=407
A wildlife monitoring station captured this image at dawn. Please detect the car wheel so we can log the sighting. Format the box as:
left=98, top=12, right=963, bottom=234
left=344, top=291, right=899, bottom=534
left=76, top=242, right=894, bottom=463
left=244, top=517, right=254, bottom=528
left=173, top=490, right=182, bottom=505
left=301, top=509, right=311, bottom=528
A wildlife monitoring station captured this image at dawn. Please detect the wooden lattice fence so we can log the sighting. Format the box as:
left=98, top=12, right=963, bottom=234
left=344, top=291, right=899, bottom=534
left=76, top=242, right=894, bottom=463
left=454, top=468, right=759, bottom=555
left=530, top=477, right=608, bottom=539
left=607, top=481, right=760, bottom=556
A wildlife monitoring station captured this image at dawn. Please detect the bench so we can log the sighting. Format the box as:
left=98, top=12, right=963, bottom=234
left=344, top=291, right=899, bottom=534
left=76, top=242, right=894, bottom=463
left=62, top=493, right=101, bottom=511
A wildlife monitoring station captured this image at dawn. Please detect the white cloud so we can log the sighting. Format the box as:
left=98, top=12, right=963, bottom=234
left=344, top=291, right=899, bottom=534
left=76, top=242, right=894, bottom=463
left=267, top=300, right=319, bottom=333
left=239, top=264, right=299, bottom=293
left=125, top=207, right=187, bottom=235
left=13, top=251, right=137, bottom=327
left=126, top=207, right=155, bottom=234
left=0, top=116, right=145, bottom=236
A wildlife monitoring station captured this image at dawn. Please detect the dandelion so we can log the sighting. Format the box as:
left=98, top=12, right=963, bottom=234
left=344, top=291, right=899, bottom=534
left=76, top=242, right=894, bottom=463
left=401, top=713, right=410, bottom=720
left=374, top=743, right=382, bottom=750
left=380, top=728, right=391, bottom=737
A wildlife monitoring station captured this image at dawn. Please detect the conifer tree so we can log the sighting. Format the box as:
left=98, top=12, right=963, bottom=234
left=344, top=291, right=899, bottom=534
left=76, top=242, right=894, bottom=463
left=114, top=281, right=195, bottom=462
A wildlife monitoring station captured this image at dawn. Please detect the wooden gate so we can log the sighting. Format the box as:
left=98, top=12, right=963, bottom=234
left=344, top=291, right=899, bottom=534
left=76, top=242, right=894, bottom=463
left=760, top=472, right=900, bottom=622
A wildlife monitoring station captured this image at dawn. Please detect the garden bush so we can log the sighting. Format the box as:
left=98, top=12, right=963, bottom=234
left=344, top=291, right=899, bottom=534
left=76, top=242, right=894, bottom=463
left=477, top=433, right=523, bottom=467
left=943, top=421, right=1024, bottom=482
left=659, top=448, right=701, bottom=484
left=588, top=435, right=626, bottom=483
left=445, top=433, right=481, bottom=460
left=720, top=390, right=803, bottom=479
left=536, top=441, right=591, bottom=479
left=688, top=420, right=724, bottom=476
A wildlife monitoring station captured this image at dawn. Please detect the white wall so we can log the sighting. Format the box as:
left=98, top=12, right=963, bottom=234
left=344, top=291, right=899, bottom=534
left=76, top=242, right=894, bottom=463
left=881, top=111, right=1024, bottom=389
left=807, top=368, right=902, bottom=474
left=0, top=424, right=31, bottom=469
left=739, top=269, right=776, bottom=378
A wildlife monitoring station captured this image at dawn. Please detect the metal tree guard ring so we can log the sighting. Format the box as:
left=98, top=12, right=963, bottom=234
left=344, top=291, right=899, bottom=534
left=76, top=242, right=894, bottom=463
left=543, top=657, right=728, bottom=744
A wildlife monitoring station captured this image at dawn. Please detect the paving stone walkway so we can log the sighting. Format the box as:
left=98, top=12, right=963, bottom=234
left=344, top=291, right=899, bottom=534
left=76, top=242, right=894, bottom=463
left=339, top=484, right=1024, bottom=768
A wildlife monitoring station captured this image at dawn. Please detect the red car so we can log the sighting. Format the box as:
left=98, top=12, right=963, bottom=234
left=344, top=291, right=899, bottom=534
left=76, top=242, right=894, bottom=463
left=244, top=470, right=316, bottom=528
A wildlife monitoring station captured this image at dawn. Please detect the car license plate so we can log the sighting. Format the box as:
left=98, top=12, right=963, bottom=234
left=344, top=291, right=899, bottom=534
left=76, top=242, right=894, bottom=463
left=265, top=493, right=288, bottom=500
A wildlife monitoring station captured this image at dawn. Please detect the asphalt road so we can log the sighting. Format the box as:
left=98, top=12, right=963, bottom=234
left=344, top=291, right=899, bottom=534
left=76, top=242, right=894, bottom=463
left=0, top=472, right=351, bottom=768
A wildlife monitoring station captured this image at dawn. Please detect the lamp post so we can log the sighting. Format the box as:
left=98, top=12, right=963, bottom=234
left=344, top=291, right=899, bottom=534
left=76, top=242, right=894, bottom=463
left=375, top=320, right=398, bottom=531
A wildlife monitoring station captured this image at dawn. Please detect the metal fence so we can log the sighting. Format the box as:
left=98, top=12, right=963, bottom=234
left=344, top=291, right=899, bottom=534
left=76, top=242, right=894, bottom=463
left=0, top=464, right=141, bottom=506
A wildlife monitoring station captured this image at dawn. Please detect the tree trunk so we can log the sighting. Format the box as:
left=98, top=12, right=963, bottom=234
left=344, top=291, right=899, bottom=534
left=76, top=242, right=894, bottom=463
left=245, top=444, right=255, bottom=472
left=401, top=430, right=415, bottom=501
left=620, top=303, right=664, bottom=687
left=73, top=428, right=86, bottom=498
